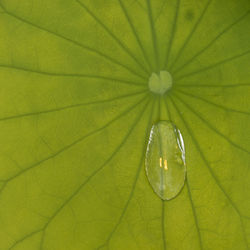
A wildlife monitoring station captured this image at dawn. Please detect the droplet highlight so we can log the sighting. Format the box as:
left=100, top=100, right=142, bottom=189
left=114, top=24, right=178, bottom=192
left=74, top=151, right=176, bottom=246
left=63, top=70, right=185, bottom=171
left=145, top=121, right=186, bottom=200
left=148, top=71, right=172, bottom=95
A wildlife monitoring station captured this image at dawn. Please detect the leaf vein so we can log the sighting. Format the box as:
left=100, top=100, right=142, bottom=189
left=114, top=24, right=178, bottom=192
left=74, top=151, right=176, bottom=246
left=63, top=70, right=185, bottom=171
left=146, top=0, right=159, bottom=70
left=118, top=0, right=153, bottom=71
left=164, top=0, right=181, bottom=68
left=0, top=64, right=146, bottom=86
left=170, top=0, right=212, bottom=70
left=96, top=98, right=156, bottom=249
left=0, top=4, right=146, bottom=80
left=176, top=50, right=250, bottom=81
left=174, top=10, right=250, bottom=74
left=176, top=89, right=250, bottom=115
left=75, top=0, right=150, bottom=75
left=173, top=93, right=250, bottom=154
left=170, top=96, right=249, bottom=249
left=0, top=95, right=149, bottom=196
left=39, top=98, right=151, bottom=250
left=0, top=91, right=147, bottom=123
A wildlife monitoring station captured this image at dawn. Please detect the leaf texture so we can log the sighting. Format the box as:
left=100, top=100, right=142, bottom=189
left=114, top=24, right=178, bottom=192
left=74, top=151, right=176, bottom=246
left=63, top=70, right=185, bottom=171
left=0, top=0, right=249, bottom=249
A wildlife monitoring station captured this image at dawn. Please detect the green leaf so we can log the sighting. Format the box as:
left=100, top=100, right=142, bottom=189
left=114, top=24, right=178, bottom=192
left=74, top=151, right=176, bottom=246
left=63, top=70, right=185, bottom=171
left=0, top=0, right=249, bottom=249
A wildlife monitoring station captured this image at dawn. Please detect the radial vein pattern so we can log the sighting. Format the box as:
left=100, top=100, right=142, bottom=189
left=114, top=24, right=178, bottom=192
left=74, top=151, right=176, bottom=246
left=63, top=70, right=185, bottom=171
left=0, top=0, right=249, bottom=250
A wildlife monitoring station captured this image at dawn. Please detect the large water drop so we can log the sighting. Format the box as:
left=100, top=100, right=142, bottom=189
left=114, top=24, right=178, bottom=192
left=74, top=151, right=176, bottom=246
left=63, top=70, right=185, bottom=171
left=145, top=121, right=186, bottom=200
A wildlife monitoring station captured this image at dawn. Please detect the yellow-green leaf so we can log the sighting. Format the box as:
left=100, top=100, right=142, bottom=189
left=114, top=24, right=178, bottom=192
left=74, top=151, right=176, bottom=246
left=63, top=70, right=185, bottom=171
left=0, top=0, right=249, bottom=249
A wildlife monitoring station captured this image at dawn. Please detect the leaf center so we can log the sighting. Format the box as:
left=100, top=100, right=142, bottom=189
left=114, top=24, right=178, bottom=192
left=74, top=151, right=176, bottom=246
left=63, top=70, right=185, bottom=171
left=148, top=71, right=172, bottom=95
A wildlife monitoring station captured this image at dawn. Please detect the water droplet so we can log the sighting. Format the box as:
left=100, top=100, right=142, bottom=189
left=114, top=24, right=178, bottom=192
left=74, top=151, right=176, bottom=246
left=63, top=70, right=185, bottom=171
left=148, top=71, right=172, bottom=95
left=145, top=121, right=186, bottom=200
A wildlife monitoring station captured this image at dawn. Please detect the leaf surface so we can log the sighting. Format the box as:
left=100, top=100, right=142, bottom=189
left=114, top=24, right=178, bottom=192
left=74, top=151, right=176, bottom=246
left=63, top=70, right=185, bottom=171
left=0, top=0, right=249, bottom=249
